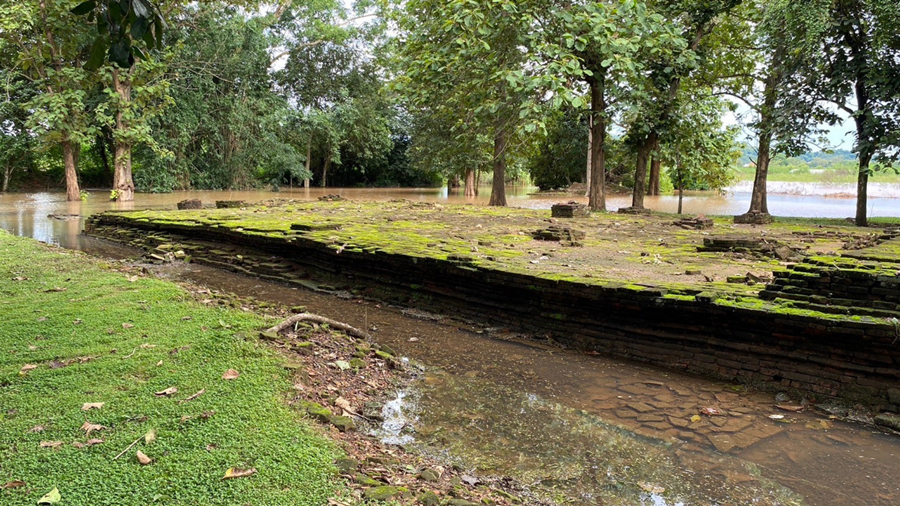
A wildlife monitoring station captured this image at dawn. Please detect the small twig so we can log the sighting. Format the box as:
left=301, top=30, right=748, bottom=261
left=121, top=347, right=137, bottom=360
left=267, top=312, right=372, bottom=340
left=113, top=435, right=143, bottom=460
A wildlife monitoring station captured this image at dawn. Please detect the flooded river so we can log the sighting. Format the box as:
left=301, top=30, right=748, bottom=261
left=5, top=184, right=900, bottom=250
left=2, top=187, right=900, bottom=505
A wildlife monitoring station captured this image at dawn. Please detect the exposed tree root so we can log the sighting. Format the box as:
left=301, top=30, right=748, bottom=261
left=266, top=312, right=372, bottom=341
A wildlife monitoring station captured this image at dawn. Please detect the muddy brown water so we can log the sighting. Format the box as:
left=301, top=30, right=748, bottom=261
left=6, top=184, right=900, bottom=251
left=2, top=188, right=900, bottom=505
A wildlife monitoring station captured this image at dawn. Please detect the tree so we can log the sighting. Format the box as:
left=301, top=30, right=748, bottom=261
left=1, top=0, right=98, bottom=201
left=659, top=96, right=740, bottom=213
left=141, top=3, right=305, bottom=191
left=770, top=0, right=900, bottom=226
left=623, top=0, right=743, bottom=211
left=527, top=108, right=589, bottom=191
left=714, top=0, right=831, bottom=222
left=70, top=0, right=170, bottom=201
left=539, top=0, right=686, bottom=211
left=396, top=0, right=542, bottom=206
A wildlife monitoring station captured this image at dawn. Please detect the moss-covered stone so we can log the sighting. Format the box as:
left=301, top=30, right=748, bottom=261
left=328, top=415, right=356, bottom=432
left=363, top=486, right=407, bottom=501
left=418, top=491, right=440, bottom=506
left=355, top=473, right=381, bottom=486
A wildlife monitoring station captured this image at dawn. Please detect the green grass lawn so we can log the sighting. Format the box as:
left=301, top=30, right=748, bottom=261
left=0, top=230, right=341, bottom=506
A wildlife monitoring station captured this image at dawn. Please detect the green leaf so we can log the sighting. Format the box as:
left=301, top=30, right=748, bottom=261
left=37, top=487, right=61, bottom=505
left=85, top=37, right=106, bottom=71
left=132, top=0, right=150, bottom=18
left=153, top=18, right=164, bottom=48
left=70, top=1, right=95, bottom=16
left=131, top=16, right=149, bottom=40
left=109, top=40, right=132, bottom=68
left=142, top=28, right=155, bottom=49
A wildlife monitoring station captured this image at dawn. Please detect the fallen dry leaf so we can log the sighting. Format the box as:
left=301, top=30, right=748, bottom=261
left=155, top=387, right=178, bottom=396
left=126, top=275, right=139, bottom=283
left=775, top=404, right=804, bottom=412
left=222, top=369, right=240, bottom=380
left=72, top=442, right=85, bottom=449
left=80, top=421, right=105, bottom=436
left=181, top=389, right=205, bottom=403
left=144, top=429, right=157, bottom=444
left=19, top=364, right=38, bottom=374
left=1, top=481, right=25, bottom=489
left=139, top=344, right=156, bottom=349
left=334, top=397, right=352, bottom=412
left=40, top=441, right=63, bottom=449
left=37, top=487, right=61, bottom=505
left=27, top=425, right=45, bottom=433
left=699, top=407, right=724, bottom=416
left=136, top=450, right=153, bottom=465
left=44, top=287, right=67, bottom=293
left=86, top=438, right=104, bottom=446
left=156, top=360, right=163, bottom=366
left=223, top=467, right=257, bottom=480
left=122, top=323, right=135, bottom=329
left=81, top=402, right=104, bottom=411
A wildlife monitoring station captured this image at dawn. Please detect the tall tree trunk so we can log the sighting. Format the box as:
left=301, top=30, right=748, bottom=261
left=856, top=153, right=872, bottom=226
left=96, top=134, right=111, bottom=180
left=321, top=155, right=331, bottom=187
left=475, top=169, right=481, bottom=196
left=112, top=69, right=134, bottom=201
left=632, top=131, right=657, bottom=209
left=588, top=78, right=607, bottom=211
left=3, top=165, right=12, bottom=192
left=464, top=168, right=476, bottom=197
left=584, top=116, right=592, bottom=197
left=746, top=61, right=781, bottom=216
left=648, top=152, right=661, bottom=196
left=304, top=141, right=311, bottom=188
left=678, top=177, right=685, bottom=214
left=749, top=131, right=772, bottom=214
left=62, top=139, right=80, bottom=201
left=489, top=129, right=507, bottom=206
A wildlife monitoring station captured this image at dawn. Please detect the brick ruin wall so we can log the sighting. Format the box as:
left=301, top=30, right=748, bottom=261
left=86, top=216, right=900, bottom=411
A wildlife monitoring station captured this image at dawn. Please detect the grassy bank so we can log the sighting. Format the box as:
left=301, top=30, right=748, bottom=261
left=0, top=231, right=340, bottom=506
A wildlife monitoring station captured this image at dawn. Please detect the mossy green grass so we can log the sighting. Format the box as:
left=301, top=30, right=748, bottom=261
left=0, top=231, right=340, bottom=506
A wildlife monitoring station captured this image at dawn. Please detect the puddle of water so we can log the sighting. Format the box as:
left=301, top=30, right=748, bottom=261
left=390, top=371, right=805, bottom=506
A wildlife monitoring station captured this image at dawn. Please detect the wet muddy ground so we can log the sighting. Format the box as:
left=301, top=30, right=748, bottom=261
left=137, top=259, right=900, bottom=506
